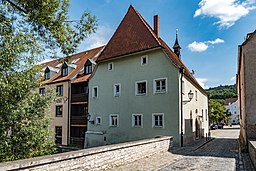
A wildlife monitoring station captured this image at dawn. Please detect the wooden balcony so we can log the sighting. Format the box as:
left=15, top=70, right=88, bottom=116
left=70, top=116, right=87, bottom=125
left=71, top=93, right=88, bottom=103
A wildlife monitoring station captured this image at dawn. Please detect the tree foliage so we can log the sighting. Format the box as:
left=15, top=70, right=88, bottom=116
left=206, top=84, right=237, bottom=100
left=208, top=99, right=231, bottom=123
left=0, top=0, right=97, bottom=162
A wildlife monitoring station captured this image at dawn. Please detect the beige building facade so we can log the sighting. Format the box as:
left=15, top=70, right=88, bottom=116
left=237, top=30, right=256, bottom=149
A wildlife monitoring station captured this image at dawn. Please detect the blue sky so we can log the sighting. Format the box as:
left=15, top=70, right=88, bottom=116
left=68, top=0, right=256, bottom=88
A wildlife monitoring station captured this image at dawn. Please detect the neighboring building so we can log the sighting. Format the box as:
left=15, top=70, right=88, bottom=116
left=38, top=46, right=104, bottom=148
left=237, top=30, right=256, bottom=148
left=85, top=5, right=209, bottom=147
left=224, top=98, right=239, bottom=124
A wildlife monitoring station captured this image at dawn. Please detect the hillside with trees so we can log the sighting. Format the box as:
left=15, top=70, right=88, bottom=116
left=206, top=84, right=237, bottom=124
left=206, top=84, right=237, bottom=100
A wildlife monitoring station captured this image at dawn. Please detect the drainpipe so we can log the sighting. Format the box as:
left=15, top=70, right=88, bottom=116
left=180, top=67, right=184, bottom=147
left=67, top=80, right=71, bottom=145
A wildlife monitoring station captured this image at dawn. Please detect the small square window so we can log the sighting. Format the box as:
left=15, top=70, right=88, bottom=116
left=56, top=85, right=63, bottom=96
left=56, top=105, right=63, bottom=117
left=114, top=83, right=121, bottom=97
left=92, top=86, right=98, bottom=98
left=39, top=88, right=45, bottom=95
left=132, top=114, right=143, bottom=128
left=109, top=114, right=118, bottom=127
left=154, top=78, right=167, bottom=94
left=108, top=62, right=114, bottom=71
left=152, top=113, right=164, bottom=128
left=136, top=80, right=147, bottom=95
left=141, top=55, right=148, bottom=65
left=96, top=117, right=102, bottom=125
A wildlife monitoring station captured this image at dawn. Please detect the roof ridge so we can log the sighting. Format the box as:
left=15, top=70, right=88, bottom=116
left=130, top=5, right=162, bottom=46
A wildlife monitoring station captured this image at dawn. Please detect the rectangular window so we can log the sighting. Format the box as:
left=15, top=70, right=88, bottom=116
left=56, top=105, right=63, bottom=117
left=55, top=126, right=62, bottom=144
left=85, top=65, right=92, bottom=75
left=152, top=113, right=164, bottom=128
left=114, top=83, right=121, bottom=97
left=132, top=114, right=143, bottom=128
left=202, top=109, right=204, bottom=121
left=92, top=86, right=98, bottom=98
left=109, top=114, right=118, bottom=127
left=182, top=81, right=185, bottom=94
left=141, top=55, right=148, bottom=65
left=154, top=78, right=167, bottom=93
left=39, top=88, right=45, bottom=95
left=108, top=62, right=114, bottom=71
left=62, top=67, right=68, bottom=76
left=136, top=80, right=147, bottom=95
left=45, top=71, right=50, bottom=80
left=96, top=117, right=102, bottom=125
left=56, top=85, right=63, bottom=96
left=205, top=109, right=208, bottom=121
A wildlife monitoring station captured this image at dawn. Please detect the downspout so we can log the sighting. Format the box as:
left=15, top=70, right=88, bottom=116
left=180, top=67, right=184, bottom=147
left=67, top=80, right=71, bottom=145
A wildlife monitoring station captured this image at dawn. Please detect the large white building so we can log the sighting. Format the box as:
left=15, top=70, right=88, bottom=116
left=225, top=98, right=239, bottom=124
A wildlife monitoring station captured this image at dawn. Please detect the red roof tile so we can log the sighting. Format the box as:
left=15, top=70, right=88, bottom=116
left=97, top=5, right=161, bottom=62
left=41, top=46, right=104, bottom=84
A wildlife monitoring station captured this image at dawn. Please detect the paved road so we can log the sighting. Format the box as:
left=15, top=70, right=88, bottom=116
left=110, top=125, right=254, bottom=171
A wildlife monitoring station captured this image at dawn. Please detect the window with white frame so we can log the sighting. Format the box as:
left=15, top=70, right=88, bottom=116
left=182, top=80, right=185, bottom=94
left=205, top=109, right=208, bottom=121
left=154, top=78, right=167, bottom=93
left=135, top=80, right=147, bottom=95
left=108, top=62, right=114, bottom=71
left=92, top=86, right=98, bottom=98
left=132, top=114, right=143, bottom=127
left=141, top=55, right=148, bottom=65
left=96, top=117, right=102, bottom=125
left=152, top=113, right=164, bottom=128
left=114, top=83, right=121, bottom=97
left=109, top=114, right=118, bottom=127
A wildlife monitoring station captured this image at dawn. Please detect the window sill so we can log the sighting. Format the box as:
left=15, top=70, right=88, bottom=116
left=133, top=125, right=142, bottom=128
left=154, top=91, right=167, bottom=94
left=153, top=126, right=163, bottom=128
left=136, top=93, right=146, bottom=96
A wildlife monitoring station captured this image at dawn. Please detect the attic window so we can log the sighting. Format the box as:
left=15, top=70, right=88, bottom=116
left=45, top=68, right=50, bottom=80
left=84, top=60, right=92, bottom=75
left=108, top=62, right=114, bottom=71
left=61, top=63, right=68, bottom=77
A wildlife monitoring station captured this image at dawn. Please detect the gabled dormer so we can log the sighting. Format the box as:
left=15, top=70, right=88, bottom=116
left=61, top=62, right=68, bottom=77
left=84, top=60, right=92, bottom=75
left=44, top=66, right=59, bottom=80
left=45, top=67, right=50, bottom=80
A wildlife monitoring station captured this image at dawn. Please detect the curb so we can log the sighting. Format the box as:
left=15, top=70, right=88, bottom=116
left=193, top=138, right=215, bottom=151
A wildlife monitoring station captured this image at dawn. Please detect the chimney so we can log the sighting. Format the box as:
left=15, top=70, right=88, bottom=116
left=154, top=15, right=159, bottom=37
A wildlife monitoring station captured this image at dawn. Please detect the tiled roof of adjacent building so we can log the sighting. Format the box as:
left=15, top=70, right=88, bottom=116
left=97, top=5, right=207, bottom=95
left=41, top=46, right=104, bottom=84
left=225, top=98, right=238, bottom=106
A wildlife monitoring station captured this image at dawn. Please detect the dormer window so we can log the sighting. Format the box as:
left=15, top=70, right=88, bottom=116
left=61, top=63, right=68, bottom=77
left=45, top=67, right=50, bottom=80
left=84, top=60, right=92, bottom=75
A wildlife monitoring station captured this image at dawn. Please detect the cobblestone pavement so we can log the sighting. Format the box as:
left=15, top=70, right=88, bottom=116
left=109, top=125, right=254, bottom=171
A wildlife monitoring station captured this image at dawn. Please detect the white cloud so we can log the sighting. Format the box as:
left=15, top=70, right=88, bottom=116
left=188, top=38, right=224, bottom=52
left=194, top=0, right=256, bottom=28
left=188, top=41, right=209, bottom=52
left=77, top=25, right=113, bottom=51
left=196, top=78, right=209, bottom=89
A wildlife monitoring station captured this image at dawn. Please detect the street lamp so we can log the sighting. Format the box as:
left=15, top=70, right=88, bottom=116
left=86, top=113, right=95, bottom=124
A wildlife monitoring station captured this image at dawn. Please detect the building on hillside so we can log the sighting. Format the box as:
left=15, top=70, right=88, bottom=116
left=38, top=46, right=104, bottom=148
left=224, top=98, right=239, bottom=124
left=237, top=30, right=256, bottom=148
left=85, top=5, right=209, bottom=147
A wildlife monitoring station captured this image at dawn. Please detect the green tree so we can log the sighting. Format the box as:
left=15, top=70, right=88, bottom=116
left=0, top=0, right=96, bottom=162
left=208, top=99, right=231, bottom=124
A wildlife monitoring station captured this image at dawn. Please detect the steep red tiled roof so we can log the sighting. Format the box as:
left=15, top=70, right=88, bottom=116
left=41, top=46, right=104, bottom=84
left=97, top=5, right=206, bottom=94
left=225, top=98, right=238, bottom=106
left=97, top=5, right=161, bottom=61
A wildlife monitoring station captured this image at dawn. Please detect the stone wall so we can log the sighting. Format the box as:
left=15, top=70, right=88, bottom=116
left=248, top=140, right=256, bottom=169
left=0, top=136, right=172, bottom=171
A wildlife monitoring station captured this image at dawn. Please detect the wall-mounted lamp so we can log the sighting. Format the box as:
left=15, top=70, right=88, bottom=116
left=86, top=113, right=95, bottom=124
left=183, top=90, right=194, bottom=103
